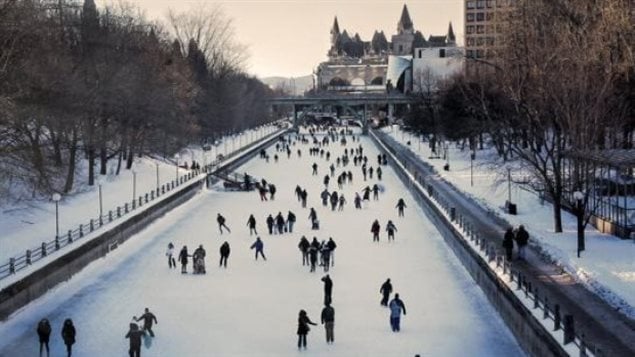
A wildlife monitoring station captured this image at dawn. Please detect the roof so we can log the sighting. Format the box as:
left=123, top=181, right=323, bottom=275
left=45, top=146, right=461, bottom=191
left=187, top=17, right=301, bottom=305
left=428, top=35, right=447, bottom=47
left=564, top=149, right=635, bottom=168
left=398, top=4, right=414, bottom=31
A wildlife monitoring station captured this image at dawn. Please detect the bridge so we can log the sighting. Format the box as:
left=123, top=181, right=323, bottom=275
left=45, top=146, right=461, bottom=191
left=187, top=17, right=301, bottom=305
left=267, top=92, right=415, bottom=133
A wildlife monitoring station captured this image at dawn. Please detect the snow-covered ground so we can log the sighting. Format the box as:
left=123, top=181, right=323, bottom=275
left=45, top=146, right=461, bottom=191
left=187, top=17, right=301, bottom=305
left=0, top=125, right=280, bottom=265
left=0, top=128, right=523, bottom=356
left=384, top=126, right=635, bottom=318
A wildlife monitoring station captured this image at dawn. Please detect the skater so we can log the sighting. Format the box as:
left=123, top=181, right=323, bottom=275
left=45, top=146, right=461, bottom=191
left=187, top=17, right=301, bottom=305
left=330, top=191, right=338, bottom=211
left=515, top=225, right=529, bottom=261
left=298, top=236, right=310, bottom=266
left=312, top=162, right=318, bottom=175
left=361, top=186, right=371, bottom=201
left=275, top=212, right=286, bottom=234
left=502, top=228, right=515, bottom=261
left=372, top=184, right=380, bottom=200
left=285, top=211, right=296, bottom=233
left=321, top=189, right=330, bottom=207
left=308, top=245, right=319, bottom=273
left=247, top=214, right=258, bottom=235
left=301, top=189, right=308, bottom=208
left=321, top=244, right=332, bottom=272
left=192, top=244, right=207, bottom=274
left=61, top=319, right=75, bottom=357
left=217, top=213, right=231, bottom=234
left=250, top=237, right=266, bottom=260
left=386, top=220, right=398, bottom=241
left=308, top=208, right=318, bottom=228
left=377, top=167, right=383, bottom=180
left=338, top=194, right=346, bottom=211
left=37, top=318, right=52, bottom=357
left=258, top=184, right=268, bottom=201
left=135, top=308, right=158, bottom=337
left=166, top=242, right=176, bottom=269
left=321, top=274, right=333, bottom=305
left=219, top=241, right=230, bottom=268
left=266, top=214, right=274, bottom=235
left=296, top=310, right=317, bottom=350
left=269, top=184, right=277, bottom=200
left=380, top=278, right=393, bottom=306
left=389, top=294, right=407, bottom=332
left=369, top=166, right=374, bottom=179
left=371, top=220, right=381, bottom=242
left=321, top=302, right=335, bottom=344
left=326, top=237, right=337, bottom=266
left=396, top=198, right=407, bottom=217
left=295, top=185, right=302, bottom=201
left=324, top=175, right=330, bottom=188
left=125, top=322, right=145, bottom=357
left=354, top=193, right=362, bottom=209
left=178, top=245, right=190, bottom=273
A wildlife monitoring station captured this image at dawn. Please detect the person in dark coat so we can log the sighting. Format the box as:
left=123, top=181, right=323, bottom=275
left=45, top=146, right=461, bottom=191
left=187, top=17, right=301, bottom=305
left=219, top=241, right=230, bottom=268
left=386, top=220, right=398, bottom=241
left=320, top=244, right=332, bottom=272
left=178, top=246, right=190, bottom=273
left=125, top=322, right=145, bottom=357
left=321, top=274, right=333, bottom=305
left=321, top=189, right=330, bottom=206
left=323, top=175, right=330, bottom=188
left=192, top=244, right=206, bottom=274
left=380, top=278, right=393, bottom=306
left=37, top=318, right=52, bottom=357
left=502, top=228, right=515, bottom=261
left=295, top=185, right=302, bottom=201
left=389, top=294, right=407, bottom=332
left=296, top=310, right=317, bottom=349
left=326, top=238, right=337, bottom=266
left=312, top=163, right=318, bottom=175
left=321, top=302, right=335, bottom=344
left=377, top=166, right=383, bottom=180
left=371, top=220, right=381, bottom=242
left=301, top=189, right=308, bottom=208
left=135, top=308, right=158, bottom=337
left=298, top=236, right=310, bottom=266
left=330, top=191, right=338, bottom=211
left=287, top=211, right=296, bottom=233
left=308, top=208, right=318, bottom=226
left=515, top=225, right=529, bottom=260
left=396, top=198, right=407, bottom=217
left=266, top=214, right=274, bottom=235
left=354, top=193, right=362, bottom=209
left=361, top=186, right=371, bottom=201
left=372, top=184, right=380, bottom=200
left=250, top=237, right=266, bottom=260
left=217, top=213, right=231, bottom=234
left=247, top=214, right=258, bottom=235
left=308, top=245, right=319, bottom=273
left=61, top=318, right=76, bottom=357
left=268, top=184, right=277, bottom=200
left=275, top=212, right=286, bottom=234
left=258, top=185, right=268, bottom=201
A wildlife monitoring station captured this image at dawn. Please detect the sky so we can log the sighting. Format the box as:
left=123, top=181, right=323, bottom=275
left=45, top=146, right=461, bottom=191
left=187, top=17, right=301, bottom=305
left=95, top=0, right=465, bottom=79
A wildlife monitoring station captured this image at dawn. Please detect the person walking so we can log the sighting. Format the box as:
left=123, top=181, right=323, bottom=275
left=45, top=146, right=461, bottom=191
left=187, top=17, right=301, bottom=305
left=37, top=318, right=52, bottom=357
left=250, top=237, right=266, bottom=260
left=166, top=242, right=176, bottom=269
left=377, top=166, right=383, bottom=180
left=321, top=302, right=335, bottom=344
left=338, top=195, right=346, bottom=211
left=192, top=244, right=206, bottom=274
left=515, top=225, right=529, bottom=261
left=389, top=294, right=407, bottom=332
left=371, top=220, right=381, bottom=242
left=354, top=193, right=362, bottom=209
left=386, top=220, right=398, bottom=241
left=269, top=184, right=277, bottom=200
left=287, top=211, right=296, bottom=233
left=135, top=308, right=158, bottom=337
left=266, top=214, right=274, bottom=235
left=502, top=228, right=515, bottom=261
left=396, top=198, right=407, bottom=217
left=125, top=322, right=145, bottom=357
left=301, top=189, right=308, bottom=208
left=308, top=208, right=319, bottom=230
left=61, top=319, right=76, bottom=357
left=326, top=237, right=337, bottom=266
left=178, top=246, right=190, bottom=274
left=219, top=241, right=230, bottom=268
left=275, top=212, right=286, bottom=234
left=312, top=162, right=318, bottom=175
left=308, top=245, right=319, bottom=273
left=296, top=310, right=317, bottom=350
left=247, top=214, right=258, bottom=235
left=380, top=278, right=393, bottom=306
left=321, top=274, right=333, bottom=305
left=298, top=236, right=310, bottom=266
left=330, top=191, right=338, bottom=211
left=321, top=244, right=332, bottom=272
left=217, top=213, right=231, bottom=234
left=321, top=189, right=330, bottom=207
left=372, top=184, right=380, bottom=200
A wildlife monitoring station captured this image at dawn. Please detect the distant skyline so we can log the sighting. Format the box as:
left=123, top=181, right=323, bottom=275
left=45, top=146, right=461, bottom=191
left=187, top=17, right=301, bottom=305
left=96, top=1, right=464, bottom=78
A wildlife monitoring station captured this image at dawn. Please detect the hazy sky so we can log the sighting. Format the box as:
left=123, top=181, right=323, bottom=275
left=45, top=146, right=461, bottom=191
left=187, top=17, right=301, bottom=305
left=96, top=1, right=464, bottom=78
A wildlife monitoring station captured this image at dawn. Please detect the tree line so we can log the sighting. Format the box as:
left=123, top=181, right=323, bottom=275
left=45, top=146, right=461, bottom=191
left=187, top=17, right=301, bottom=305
left=406, top=0, right=634, bottom=233
left=0, top=0, right=274, bottom=202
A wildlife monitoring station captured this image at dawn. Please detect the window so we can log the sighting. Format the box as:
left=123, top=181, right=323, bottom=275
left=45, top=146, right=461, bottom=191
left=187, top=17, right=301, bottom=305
left=487, top=0, right=495, bottom=8
left=476, top=38, right=485, bottom=46
left=467, top=38, right=475, bottom=46
left=476, top=25, right=485, bottom=34
left=476, top=13, right=485, bottom=21
left=486, top=37, right=495, bottom=46
left=466, top=13, right=475, bottom=22
left=466, top=26, right=475, bottom=34
left=476, top=49, right=485, bottom=58
left=466, top=49, right=474, bottom=58
left=439, top=48, right=446, bottom=58
left=477, top=0, right=485, bottom=9
left=467, top=1, right=476, bottom=9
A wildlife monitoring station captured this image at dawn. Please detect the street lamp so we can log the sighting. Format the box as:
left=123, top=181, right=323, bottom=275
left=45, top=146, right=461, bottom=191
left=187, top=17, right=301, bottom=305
left=470, top=151, right=475, bottom=187
left=132, top=170, right=137, bottom=201
left=175, top=154, right=180, bottom=181
left=52, top=193, right=61, bottom=239
left=573, top=190, right=585, bottom=257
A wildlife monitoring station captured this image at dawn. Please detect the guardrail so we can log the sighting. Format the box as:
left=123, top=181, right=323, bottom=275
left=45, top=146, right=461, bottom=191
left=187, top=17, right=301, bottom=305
left=371, top=129, right=598, bottom=357
left=0, top=126, right=286, bottom=283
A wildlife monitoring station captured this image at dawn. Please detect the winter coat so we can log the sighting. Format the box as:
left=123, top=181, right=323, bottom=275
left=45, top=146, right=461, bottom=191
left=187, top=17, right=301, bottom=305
left=220, top=242, right=231, bottom=257
left=178, top=248, right=189, bottom=264
left=321, top=306, right=335, bottom=323
left=61, top=320, right=76, bottom=345
left=386, top=222, right=397, bottom=234
left=287, top=212, right=296, bottom=223
left=266, top=216, right=274, bottom=227
left=125, top=324, right=145, bottom=348
left=371, top=222, right=381, bottom=234
left=322, top=276, right=333, bottom=293
left=380, top=281, right=393, bottom=296
left=217, top=215, right=226, bottom=225
left=297, top=313, right=317, bottom=335
left=251, top=239, right=264, bottom=251
left=137, top=312, right=157, bottom=327
left=193, top=247, right=206, bottom=260
left=389, top=298, right=406, bottom=318
left=502, top=230, right=514, bottom=249
left=298, top=238, right=310, bottom=252
left=326, top=239, right=337, bottom=251
left=247, top=216, right=257, bottom=228
left=37, top=320, right=51, bottom=342
left=515, top=228, right=529, bottom=246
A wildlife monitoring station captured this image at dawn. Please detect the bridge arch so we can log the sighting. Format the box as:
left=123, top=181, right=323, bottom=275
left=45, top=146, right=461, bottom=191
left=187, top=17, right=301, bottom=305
left=370, top=76, right=384, bottom=85
left=329, top=77, right=350, bottom=86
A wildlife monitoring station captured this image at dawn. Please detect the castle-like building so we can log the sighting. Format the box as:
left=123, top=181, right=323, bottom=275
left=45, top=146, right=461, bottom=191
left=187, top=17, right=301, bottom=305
left=317, top=4, right=456, bottom=91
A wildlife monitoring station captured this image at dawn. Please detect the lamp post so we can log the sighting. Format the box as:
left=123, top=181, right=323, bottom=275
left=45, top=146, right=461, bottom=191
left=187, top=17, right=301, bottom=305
left=470, top=151, right=475, bottom=187
left=52, top=193, right=61, bottom=239
left=132, top=170, right=137, bottom=201
left=175, top=154, right=180, bottom=181
left=156, top=163, right=160, bottom=190
left=573, top=190, right=585, bottom=257
left=98, top=184, right=103, bottom=218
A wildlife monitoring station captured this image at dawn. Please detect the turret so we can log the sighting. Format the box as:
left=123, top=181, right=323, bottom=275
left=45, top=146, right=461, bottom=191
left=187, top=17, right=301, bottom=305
left=397, top=4, right=414, bottom=34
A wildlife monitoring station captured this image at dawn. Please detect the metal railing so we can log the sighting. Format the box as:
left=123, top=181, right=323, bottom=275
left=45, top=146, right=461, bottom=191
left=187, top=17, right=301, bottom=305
left=0, top=126, right=286, bottom=283
left=371, top=129, right=598, bottom=357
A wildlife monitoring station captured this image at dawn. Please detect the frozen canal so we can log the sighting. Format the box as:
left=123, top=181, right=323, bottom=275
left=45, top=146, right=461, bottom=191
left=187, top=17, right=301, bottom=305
left=0, top=129, right=524, bottom=356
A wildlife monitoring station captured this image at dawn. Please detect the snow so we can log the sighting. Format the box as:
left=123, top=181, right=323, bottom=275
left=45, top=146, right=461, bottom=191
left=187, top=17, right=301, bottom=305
left=0, top=128, right=523, bottom=356
left=383, top=126, right=635, bottom=318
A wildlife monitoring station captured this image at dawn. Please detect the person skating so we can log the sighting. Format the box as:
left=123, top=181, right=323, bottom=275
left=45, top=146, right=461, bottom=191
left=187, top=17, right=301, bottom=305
left=287, top=211, right=296, bottom=233
left=354, top=193, right=362, bottom=209
left=37, top=318, right=52, bottom=357
left=61, top=319, right=76, bottom=357
left=386, top=220, right=398, bottom=241
left=250, top=237, right=266, bottom=260
left=178, top=245, right=190, bottom=273
left=321, top=302, right=335, bottom=344
left=338, top=194, right=346, bottom=211
left=389, top=294, right=407, bottom=332
left=275, top=212, right=286, bottom=234
left=377, top=166, right=383, bottom=180
left=298, top=236, right=310, bottom=266
left=308, top=208, right=319, bottom=230
left=321, top=244, right=332, bottom=272
left=515, top=225, right=529, bottom=261
left=502, top=228, right=515, bottom=261
left=323, top=174, right=330, bottom=188
left=361, top=186, right=371, bottom=201
left=312, top=163, right=318, bottom=175
left=396, top=198, right=407, bottom=217
left=372, top=184, right=380, bottom=200
left=321, top=274, right=333, bottom=305
left=371, top=220, right=381, bottom=242
left=369, top=166, right=374, bottom=179
left=308, top=245, right=319, bottom=273
left=166, top=242, right=176, bottom=269
left=193, top=244, right=207, bottom=274
left=330, top=191, right=338, bottom=211
left=295, top=185, right=302, bottom=202
left=301, top=189, right=308, bottom=208
left=219, top=241, right=230, bottom=268
left=258, top=185, right=268, bottom=201
left=135, top=308, right=158, bottom=337
left=321, top=189, right=330, bottom=207
left=247, top=214, right=258, bottom=235
left=297, top=310, right=318, bottom=350
left=347, top=170, right=353, bottom=183
left=266, top=214, right=274, bottom=235
left=380, top=279, right=393, bottom=306
left=125, top=322, right=145, bottom=357
left=269, top=184, right=277, bottom=200
left=326, top=237, right=337, bottom=266
left=217, top=213, right=231, bottom=234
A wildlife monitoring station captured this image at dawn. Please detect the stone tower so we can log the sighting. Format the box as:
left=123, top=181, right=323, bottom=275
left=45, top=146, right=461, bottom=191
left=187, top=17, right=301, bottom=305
left=446, top=22, right=456, bottom=46
left=392, top=4, right=415, bottom=55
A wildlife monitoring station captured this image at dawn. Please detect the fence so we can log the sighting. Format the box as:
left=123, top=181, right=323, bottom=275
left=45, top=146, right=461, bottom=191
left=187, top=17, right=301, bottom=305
left=0, top=125, right=286, bottom=283
left=371, top=129, right=598, bottom=357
